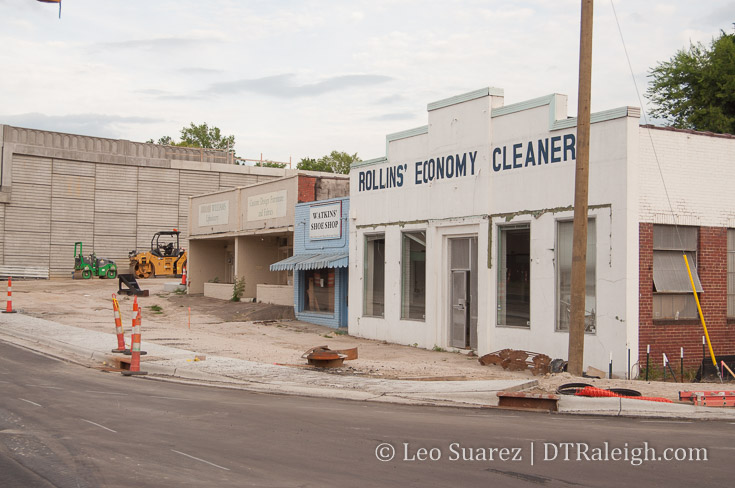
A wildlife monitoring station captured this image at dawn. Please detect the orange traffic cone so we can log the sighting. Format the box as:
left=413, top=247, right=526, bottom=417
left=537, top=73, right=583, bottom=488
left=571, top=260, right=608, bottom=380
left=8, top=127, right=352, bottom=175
left=122, top=309, right=147, bottom=376
left=3, top=277, right=17, bottom=314
left=124, top=296, right=146, bottom=356
left=180, top=265, right=187, bottom=286
left=111, top=294, right=129, bottom=354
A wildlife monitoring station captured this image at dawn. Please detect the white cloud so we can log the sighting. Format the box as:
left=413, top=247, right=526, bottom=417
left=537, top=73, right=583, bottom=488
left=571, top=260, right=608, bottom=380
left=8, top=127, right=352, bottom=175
left=0, top=0, right=732, bottom=162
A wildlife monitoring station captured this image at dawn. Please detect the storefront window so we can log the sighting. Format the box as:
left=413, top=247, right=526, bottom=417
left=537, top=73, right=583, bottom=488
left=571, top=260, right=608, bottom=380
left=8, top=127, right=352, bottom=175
left=497, top=225, right=530, bottom=327
left=303, top=269, right=335, bottom=314
left=364, top=234, right=385, bottom=317
left=556, top=219, right=596, bottom=333
left=401, top=231, right=426, bottom=320
left=652, top=225, right=701, bottom=320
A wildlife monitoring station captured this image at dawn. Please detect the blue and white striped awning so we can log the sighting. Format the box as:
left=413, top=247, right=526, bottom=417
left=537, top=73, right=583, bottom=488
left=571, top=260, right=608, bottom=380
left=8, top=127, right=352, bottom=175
left=270, top=252, right=349, bottom=271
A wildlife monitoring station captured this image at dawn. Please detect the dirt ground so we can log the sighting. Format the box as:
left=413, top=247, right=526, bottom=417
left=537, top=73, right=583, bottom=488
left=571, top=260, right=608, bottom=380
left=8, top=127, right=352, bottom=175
left=7, top=277, right=731, bottom=402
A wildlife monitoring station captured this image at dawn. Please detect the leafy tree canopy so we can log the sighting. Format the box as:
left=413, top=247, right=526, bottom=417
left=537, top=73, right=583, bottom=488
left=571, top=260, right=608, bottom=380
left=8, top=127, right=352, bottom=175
left=296, top=151, right=361, bottom=174
left=255, top=161, right=287, bottom=168
left=148, top=122, right=236, bottom=150
left=647, top=30, right=735, bottom=134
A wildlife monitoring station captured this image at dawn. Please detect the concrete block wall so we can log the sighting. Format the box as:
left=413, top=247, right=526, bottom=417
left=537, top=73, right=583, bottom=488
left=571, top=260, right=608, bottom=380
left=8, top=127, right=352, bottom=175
left=0, top=125, right=291, bottom=277
left=257, top=284, right=293, bottom=306
left=639, top=223, right=733, bottom=370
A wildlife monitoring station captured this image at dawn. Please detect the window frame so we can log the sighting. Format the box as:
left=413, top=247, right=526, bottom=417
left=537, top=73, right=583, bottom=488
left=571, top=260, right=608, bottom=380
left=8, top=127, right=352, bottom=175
left=496, top=223, right=531, bottom=328
left=400, top=230, right=426, bottom=321
left=555, top=218, right=597, bottom=334
left=652, top=225, right=701, bottom=321
left=728, top=229, right=735, bottom=318
left=301, top=268, right=336, bottom=315
left=363, top=233, right=386, bottom=318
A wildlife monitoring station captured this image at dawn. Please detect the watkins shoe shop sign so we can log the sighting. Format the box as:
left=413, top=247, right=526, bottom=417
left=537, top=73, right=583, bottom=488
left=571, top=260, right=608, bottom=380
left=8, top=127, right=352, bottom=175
left=309, top=201, right=342, bottom=240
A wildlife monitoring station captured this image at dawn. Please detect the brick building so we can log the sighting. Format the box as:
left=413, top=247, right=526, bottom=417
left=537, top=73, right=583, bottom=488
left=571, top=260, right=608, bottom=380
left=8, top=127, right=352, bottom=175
left=637, top=127, right=735, bottom=370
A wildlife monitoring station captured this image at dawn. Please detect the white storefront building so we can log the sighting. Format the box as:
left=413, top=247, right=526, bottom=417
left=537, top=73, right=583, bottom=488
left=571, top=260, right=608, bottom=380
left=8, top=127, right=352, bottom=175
left=349, top=87, right=643, bottom=374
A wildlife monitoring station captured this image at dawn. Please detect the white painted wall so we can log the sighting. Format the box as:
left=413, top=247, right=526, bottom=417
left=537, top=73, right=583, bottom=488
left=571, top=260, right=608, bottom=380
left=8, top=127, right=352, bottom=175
left=350, top=87, right=642, bottom=374
left=638, top=127, right=735, bottom=227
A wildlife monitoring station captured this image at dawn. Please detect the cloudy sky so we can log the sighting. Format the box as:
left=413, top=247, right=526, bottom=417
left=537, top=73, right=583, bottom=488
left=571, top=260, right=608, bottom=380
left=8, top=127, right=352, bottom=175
left=0, top=0, right=732, bottom=164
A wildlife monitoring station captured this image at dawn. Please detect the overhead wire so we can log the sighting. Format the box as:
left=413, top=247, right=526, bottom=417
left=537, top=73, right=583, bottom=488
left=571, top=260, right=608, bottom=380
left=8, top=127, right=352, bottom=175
left=609, top=0, right=684, bottom=248
left=610, top=0, right=721, bottom=380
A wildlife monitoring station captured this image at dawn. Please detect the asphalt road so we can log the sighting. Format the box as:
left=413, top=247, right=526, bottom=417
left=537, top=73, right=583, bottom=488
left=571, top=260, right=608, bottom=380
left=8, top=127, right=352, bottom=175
left=0, top=340, right=733, bottom=488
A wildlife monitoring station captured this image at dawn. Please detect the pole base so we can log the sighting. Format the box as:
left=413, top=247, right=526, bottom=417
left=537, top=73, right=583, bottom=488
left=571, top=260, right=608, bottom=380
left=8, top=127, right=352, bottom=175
left=123, top=350, right=147, bottom=356
left=111, top=348, right=130, bottom=354
left=121, top=370, right=148, bottom=376
left=2, top=310, right=17, bottom=314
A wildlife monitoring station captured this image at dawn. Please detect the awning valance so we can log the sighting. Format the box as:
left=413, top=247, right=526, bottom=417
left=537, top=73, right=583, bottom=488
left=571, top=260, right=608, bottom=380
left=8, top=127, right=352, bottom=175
left=270, top=252, right=349, bottom=272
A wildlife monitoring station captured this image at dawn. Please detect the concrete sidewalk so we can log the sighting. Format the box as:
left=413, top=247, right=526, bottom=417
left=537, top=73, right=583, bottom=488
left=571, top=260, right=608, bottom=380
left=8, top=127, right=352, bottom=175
left=2, top=312, right=734, bottom=420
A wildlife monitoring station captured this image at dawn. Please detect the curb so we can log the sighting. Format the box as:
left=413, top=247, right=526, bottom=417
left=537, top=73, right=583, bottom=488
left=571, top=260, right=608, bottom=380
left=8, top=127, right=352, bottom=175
left=3, top=319, right=735, bottom=419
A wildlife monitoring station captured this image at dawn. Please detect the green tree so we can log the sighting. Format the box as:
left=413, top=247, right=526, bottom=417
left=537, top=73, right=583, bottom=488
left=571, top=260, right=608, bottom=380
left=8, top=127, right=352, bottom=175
left=296, top=157, right=332, bottom=172
left=148, top=122, right=236, bottom=150
left=145, top=135, right=176, bottom=145
left=255, top=161, right=287, bottom=168
left=296, top=151, right=360, bottom=174
left=647, top=30, right=735, bottom=134
left=179, top=122, right=235, bottom=150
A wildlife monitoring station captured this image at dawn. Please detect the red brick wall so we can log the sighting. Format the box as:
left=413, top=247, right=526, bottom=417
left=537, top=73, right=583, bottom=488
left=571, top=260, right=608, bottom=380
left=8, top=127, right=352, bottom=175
left=297, top=176, right=316, bottom=203
left=639, top=223, right=733, bottom=369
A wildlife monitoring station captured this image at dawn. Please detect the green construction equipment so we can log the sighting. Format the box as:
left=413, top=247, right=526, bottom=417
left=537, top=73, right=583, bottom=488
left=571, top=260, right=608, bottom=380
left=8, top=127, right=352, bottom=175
left=74, top=242, right=118, bottom=279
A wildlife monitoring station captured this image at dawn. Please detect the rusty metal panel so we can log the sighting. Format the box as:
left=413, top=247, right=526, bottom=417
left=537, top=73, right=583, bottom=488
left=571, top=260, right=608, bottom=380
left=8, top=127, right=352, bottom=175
left=497, top=392, right=559, bottom=412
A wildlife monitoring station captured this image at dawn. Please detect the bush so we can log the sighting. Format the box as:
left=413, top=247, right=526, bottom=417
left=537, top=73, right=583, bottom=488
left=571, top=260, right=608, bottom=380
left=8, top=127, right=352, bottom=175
left=231, top=276, right=246, bottom=302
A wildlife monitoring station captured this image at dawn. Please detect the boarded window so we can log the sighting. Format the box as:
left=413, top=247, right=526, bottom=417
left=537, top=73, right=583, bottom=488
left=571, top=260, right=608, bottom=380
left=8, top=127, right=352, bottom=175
left=728, top=229, right=735, bottom=317
left=652, top=225, right=701, bottom=320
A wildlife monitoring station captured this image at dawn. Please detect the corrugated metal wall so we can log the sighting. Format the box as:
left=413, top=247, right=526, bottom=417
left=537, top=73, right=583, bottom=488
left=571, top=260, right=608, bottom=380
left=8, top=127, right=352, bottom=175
left=6, top=156, right=52, bottom=267
left=2, top=153, right=284, bottom=277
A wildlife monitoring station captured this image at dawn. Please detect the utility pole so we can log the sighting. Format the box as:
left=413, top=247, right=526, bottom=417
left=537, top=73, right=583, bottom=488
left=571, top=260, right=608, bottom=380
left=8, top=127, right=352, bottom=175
left=568, top=0, right=593, bottom=376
